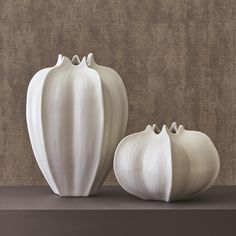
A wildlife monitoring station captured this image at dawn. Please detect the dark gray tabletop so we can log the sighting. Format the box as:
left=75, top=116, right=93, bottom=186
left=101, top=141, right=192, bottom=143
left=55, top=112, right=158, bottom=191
left=0, top=185, right=235, bottom=210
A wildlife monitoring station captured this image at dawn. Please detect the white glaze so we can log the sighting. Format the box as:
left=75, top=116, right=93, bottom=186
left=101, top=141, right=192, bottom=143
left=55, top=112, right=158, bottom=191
left=26, top=54, right=128, bottom=196
left=114, top=122, right=220, bottom=202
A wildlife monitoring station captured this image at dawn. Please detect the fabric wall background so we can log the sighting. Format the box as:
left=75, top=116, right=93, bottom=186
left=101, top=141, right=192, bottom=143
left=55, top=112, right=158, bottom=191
left=0, top=0, right=235, bottom=185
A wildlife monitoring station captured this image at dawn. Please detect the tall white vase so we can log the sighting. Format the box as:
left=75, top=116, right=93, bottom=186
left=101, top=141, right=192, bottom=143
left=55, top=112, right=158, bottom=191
left=26, top=53, right=128, bottom=196
left=114, top=122, right=220, bottom=202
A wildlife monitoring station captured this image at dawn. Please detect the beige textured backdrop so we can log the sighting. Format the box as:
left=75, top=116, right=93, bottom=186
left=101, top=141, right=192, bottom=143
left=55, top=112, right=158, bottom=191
left=0, top=0, right=235, bottom=186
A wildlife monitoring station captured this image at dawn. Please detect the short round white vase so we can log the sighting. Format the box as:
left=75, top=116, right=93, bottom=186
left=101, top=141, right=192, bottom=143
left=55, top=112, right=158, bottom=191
left=26, top=53, right=128, bottom=196
left=114, top=122, right=220, bottom=202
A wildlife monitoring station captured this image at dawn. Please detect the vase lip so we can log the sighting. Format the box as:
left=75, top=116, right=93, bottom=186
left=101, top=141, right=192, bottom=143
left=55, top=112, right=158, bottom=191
left=55, top=54, right=64, bottom=66
left=71, top=55, right=80, bottom=65
left=145, top=122, right=185, bottom=136
left=59, top=55, right=89, bottom=68
left=87, top=52, right=97, bottom=67
left=55, top=53, right=100, bottom=68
